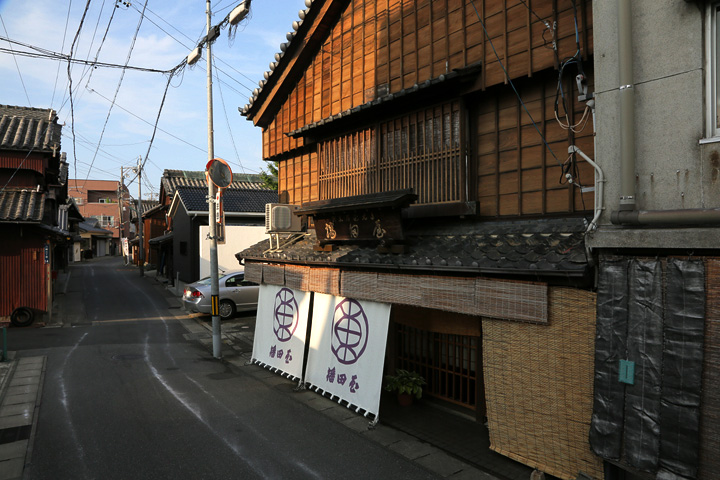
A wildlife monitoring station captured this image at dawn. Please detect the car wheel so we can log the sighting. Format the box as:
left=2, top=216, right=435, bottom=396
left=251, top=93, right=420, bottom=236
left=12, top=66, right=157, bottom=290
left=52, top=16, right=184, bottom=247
left=219, top=300, right=236, bottom=320
left=11, top=307, right=34, bottom=327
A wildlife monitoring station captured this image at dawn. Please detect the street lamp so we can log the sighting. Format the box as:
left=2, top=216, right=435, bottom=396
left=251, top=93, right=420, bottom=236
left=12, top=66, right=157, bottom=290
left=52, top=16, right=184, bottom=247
left=189, top=0, right=251, bottom=359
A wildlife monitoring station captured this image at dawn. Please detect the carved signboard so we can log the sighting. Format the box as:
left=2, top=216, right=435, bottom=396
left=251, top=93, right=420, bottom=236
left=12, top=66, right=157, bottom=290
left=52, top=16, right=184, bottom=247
left=314, top=210, right=404, bottom=245
left=296, top=189, right=417, bottom=249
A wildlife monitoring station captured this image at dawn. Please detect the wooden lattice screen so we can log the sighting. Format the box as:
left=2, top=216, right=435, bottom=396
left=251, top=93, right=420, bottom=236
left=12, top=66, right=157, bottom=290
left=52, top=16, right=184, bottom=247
left=395, top=324, right=480, bottom=411
left=318, top=101, right=464, bottom=205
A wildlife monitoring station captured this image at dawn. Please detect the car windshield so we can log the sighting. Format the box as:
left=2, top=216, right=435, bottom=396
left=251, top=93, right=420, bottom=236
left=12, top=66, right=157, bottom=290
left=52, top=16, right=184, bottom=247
left=195, top=277, right=212, bottom=286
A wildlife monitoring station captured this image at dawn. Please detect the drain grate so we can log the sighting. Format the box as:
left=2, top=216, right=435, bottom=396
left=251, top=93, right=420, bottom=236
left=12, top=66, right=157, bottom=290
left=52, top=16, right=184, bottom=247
left=0, top=425, right=31, bottom=445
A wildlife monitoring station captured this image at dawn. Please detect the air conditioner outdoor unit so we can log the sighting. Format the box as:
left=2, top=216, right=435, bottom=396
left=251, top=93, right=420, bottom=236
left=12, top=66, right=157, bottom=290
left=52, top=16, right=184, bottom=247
left=265, top=203, right=303, bottom=233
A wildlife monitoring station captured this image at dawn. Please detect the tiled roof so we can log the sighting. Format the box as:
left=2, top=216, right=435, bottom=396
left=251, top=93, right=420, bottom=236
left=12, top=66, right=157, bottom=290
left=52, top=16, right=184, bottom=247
left=161, top=170, right=269, bottom=199
left=0, top=188, right=45, bottom=222
left=78, top=220, right=112, bottom=235
left=240, top=2, right=314, bottom=116
left=176, top=186, right=278, bottom=214
left=238, top=217, right=590, bottom=277
left=0, top=105, right=62, bottom=153
left=130, top=200, right=160, bottom=220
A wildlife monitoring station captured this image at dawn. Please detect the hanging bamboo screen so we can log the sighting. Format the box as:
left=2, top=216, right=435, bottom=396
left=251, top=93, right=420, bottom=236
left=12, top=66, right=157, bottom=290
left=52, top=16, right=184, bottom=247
left=700, top=259, right=720, bottom=476
left=318, top=101, right=464, bottom=205
left=483, top=287, right=603, bottom=479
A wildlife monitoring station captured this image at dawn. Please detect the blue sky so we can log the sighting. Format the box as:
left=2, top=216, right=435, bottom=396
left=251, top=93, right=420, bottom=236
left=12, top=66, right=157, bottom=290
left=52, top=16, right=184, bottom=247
left=0, top=0, right=307, bottom=197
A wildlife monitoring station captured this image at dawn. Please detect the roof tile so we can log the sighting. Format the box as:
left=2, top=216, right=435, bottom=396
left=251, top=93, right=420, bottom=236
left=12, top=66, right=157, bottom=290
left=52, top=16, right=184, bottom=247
left=0, top=105, right=62, bottom=152
left=238, top=217, right=590, bottom=277
left=0, top=188, right=45, bottom=222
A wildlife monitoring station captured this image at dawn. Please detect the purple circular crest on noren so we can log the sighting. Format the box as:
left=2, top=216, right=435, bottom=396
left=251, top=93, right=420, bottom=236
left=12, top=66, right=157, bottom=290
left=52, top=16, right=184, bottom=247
left=273, top=288, right=298, bottom=342
left=330, top=298, right=369, bottom=365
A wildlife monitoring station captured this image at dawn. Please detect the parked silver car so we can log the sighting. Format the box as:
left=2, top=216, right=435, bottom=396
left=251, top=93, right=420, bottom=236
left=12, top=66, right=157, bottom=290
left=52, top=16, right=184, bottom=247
left=182, top=271, right=259, bottom=319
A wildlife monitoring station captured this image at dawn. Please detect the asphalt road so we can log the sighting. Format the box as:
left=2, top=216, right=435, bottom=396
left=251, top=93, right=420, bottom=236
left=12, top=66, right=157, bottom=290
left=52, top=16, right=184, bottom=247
left=8, top=257, right=438, bottom=480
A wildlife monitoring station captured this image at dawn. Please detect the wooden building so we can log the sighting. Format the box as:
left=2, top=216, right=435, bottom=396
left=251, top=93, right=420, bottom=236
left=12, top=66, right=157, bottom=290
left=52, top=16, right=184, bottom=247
left=0, top=105, right=72, bottom=325
left=239, top=1, right=600, bottom=478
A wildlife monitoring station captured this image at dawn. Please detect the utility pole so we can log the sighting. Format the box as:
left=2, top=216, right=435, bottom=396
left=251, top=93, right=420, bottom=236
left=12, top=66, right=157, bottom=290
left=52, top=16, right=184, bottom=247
left=137, top=156, right=144, bottom=277
left=187, top=0, right=250, bottom=359
left=118, top=167, right=125, bottom=262
left=206, top=0, right=221, bottom=358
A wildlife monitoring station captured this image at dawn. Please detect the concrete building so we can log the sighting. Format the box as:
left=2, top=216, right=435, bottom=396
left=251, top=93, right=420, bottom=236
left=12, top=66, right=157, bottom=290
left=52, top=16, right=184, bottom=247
left=68, top=179, right=130, bottom=256
left=586, top=1, right=719, bottom=478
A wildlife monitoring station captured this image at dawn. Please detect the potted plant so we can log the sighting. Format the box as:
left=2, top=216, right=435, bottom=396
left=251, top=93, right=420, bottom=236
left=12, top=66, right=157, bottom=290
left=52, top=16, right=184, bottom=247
left=385, top=369, right=426, bottom=406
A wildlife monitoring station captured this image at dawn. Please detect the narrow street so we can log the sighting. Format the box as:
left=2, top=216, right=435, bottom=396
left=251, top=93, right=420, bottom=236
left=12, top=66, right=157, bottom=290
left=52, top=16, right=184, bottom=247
left=7, top=257, right=439, bottom=480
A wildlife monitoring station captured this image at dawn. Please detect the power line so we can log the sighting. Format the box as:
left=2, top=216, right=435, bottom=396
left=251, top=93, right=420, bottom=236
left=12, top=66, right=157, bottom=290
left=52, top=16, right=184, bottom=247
left=0, top=37, right=174, bottom=73
left=215, top=64, right=246, bottom=174
left=67, top=0, right=94, bottom=181
left=82, top=0, right=150, bottom=187
left=85, top=86, right=206, bottom=154
left=468, top=0, right=562, bottom=170
left=86, top=0, right=120, bottom=86
left=50, top=0, right=73, bottom=109
left=0, top=16, right=32, bottom=106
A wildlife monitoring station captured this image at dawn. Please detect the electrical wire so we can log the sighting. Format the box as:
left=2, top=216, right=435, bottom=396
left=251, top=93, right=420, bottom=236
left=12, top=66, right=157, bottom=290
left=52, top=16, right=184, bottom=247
left=82, top=0, right=150, bottom=187
left=215, top=62, right=246, bottom=173
left=0, top=37, right=174, bottom=73
left=467, top=0, right=562, bottom=169
left=85, top=0, right=120, bottom=86
left=0, top=16, right=32, bottom=106
left=67, top=0, right=94, bottom=181
left=85, top=86, right=206, bottom=154
left=50, top=0, right=73, bottom=108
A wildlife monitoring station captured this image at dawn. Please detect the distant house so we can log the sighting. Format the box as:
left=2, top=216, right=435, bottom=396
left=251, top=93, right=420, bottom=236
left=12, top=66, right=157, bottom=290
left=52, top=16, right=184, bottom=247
left=167, top=184, right=277, bottom=283
left=0, top=104, right=72, bottom=324
left=128, top=199, right=160, bottom=266
left=77, top=218, right=113, bottom=260
left=68, top=179, right=130, bottom=256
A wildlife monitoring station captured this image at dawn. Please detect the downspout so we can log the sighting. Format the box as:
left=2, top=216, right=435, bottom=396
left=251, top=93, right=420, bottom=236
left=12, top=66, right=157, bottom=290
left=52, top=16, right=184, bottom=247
left=617, top=0, right=636, bottom=213
left=611, top=0, right=720, bottom=226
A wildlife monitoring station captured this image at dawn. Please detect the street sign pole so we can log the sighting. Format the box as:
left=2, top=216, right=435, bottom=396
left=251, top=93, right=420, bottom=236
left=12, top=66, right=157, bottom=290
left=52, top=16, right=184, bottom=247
left=206, top=0, right=222, bottom=359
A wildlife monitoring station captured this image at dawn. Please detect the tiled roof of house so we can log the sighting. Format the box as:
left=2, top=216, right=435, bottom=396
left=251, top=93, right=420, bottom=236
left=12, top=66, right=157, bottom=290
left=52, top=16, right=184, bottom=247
left=161, top=170, right=269, bottom=199
left=0, top=188, right=45, bottom=222
left=176, top=186, right=278, bottom=214
left=0, top=105, right=62, bottom=153
left=238, top=217, right=590, bottom=277
left=130, top=200, right=160, bottom=220
left=78, top=219, right=113, bottom=235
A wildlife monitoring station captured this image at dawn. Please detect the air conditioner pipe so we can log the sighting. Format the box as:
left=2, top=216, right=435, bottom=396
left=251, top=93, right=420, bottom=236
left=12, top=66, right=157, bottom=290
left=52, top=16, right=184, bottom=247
left=569, top=144, right=604, bottom=233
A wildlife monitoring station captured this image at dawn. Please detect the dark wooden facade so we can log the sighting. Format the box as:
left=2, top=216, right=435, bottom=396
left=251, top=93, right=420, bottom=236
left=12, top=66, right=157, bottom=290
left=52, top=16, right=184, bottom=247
left=252, top=0, right=593, bottom=219
left=0, top=225, right=48, bottom=316
left=241, top=2, right=598, bottom=476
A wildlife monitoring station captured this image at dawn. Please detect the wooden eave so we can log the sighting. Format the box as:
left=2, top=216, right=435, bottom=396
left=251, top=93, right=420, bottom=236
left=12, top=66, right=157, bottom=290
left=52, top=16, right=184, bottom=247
left=287, top=64, right=483, bottom=143
left=296, top=189, right=417, bottom=215
left=245, top=0, right=350, bottom=128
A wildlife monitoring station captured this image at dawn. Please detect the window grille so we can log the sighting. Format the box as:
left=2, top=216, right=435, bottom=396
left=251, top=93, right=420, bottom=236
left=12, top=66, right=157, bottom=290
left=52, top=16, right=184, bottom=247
left=395, top=323, right=479, bottom=411
left=318, top=101, right=465, bottom=204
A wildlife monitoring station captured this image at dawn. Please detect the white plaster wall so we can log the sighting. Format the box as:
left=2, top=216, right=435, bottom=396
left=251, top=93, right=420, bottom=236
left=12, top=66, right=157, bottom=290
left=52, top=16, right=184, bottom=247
left=199, top=225, right=267, bottom=278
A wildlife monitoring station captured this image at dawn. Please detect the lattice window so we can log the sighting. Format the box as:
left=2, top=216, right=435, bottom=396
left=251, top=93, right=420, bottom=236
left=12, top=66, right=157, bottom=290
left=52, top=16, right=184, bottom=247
left=395, top=323, right=478, bottom=411
left=318, top=101, right=465, bottom=205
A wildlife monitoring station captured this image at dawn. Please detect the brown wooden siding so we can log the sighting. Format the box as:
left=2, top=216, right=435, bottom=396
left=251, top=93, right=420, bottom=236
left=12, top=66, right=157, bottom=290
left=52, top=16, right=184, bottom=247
left=0, top=225, right=47, bottom=316
left=265, top=0, right=591, bottom=160
left=278, top=150, right=320, bottom=204
left=0, top=153, right=45, bottom=173
left=473, top=70, right=594, bottom=217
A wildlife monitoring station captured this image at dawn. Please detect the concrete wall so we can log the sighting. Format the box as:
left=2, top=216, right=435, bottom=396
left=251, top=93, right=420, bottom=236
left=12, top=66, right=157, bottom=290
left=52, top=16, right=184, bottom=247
left=589, top=0, right=719, bottom=249
left=198, top=225, right=267, bottom=279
